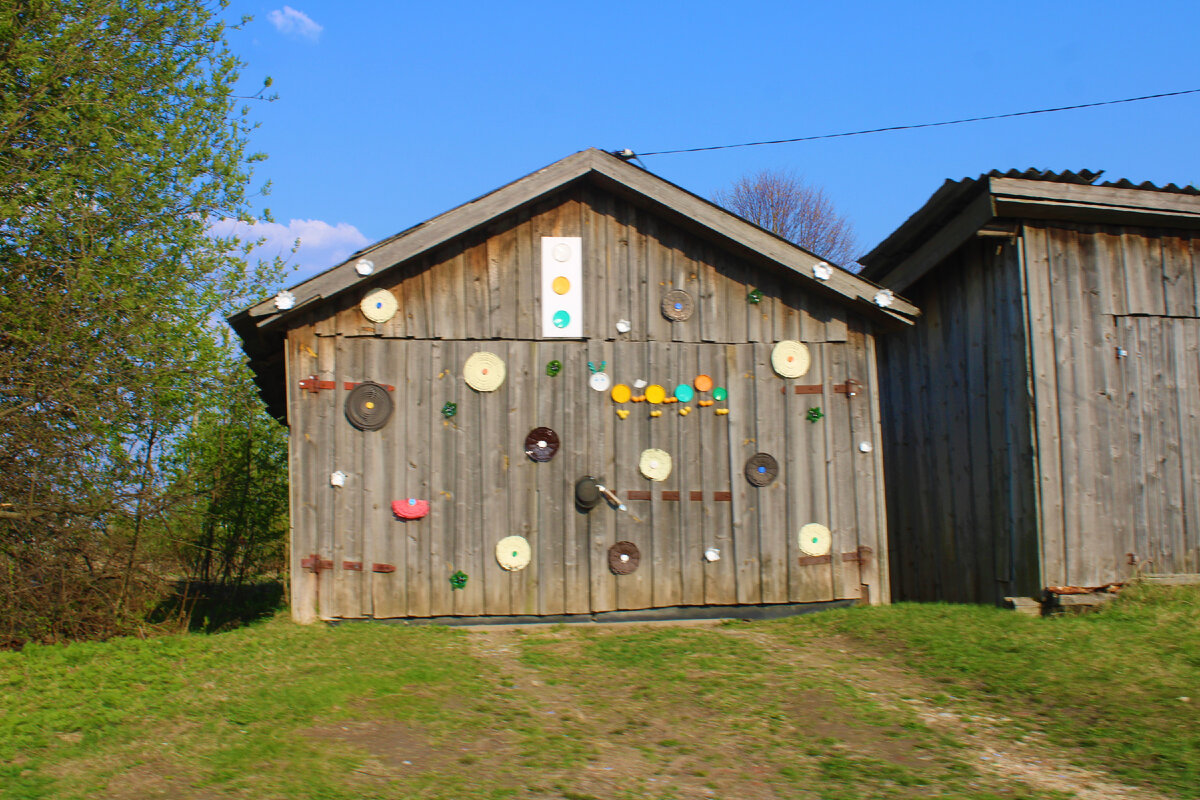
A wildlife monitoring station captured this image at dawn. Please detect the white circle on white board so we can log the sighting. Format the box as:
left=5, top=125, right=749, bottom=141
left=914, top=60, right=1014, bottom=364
left=553, top=242, right=572, bottom=262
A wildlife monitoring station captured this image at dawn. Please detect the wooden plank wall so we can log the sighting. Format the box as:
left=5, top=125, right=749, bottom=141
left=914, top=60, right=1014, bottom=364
left=875, top=236, right=1039, bottom=604
left=284, top=185, right=889, bottom=619
left=1025, top=223, right=1200, bottom=586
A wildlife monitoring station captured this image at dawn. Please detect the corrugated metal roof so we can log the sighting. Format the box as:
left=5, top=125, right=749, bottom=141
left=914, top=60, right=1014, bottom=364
left=861, top=169, right=1200, bottom=283
left=966, top=168, right=1199, bottom=196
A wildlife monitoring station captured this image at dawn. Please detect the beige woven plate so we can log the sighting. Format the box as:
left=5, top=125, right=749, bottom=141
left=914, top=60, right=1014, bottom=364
left=496, top=535, right=532, bottom=571
left=361, top=288, right=398, bottom=323
left=639, top=448, right=672, bottom=481
left=771, top=340, right=811, bottom=378
left=799, top=523, right=832, bottom=557
left=464, top=351, right=506, bottom=392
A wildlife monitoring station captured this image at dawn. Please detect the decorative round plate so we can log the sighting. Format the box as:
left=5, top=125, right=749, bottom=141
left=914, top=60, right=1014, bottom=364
left=799, top=523, right=832, bottom=557
left=744, top=452, right=779, bottom=487
left=608, top=541, right=641, bottom=575
left=661, top=289, right=695, bottom=321
left=712, top=386, right=728, bottom=402
left=360, top=288, right=398, bottom=323
left=524, top=427, right=560, bottom=462
left=694, top=374, right=714, bottom=393
left=610, top=383, right=632, bottom=404
left=392, top=498, right=430, bottom=520
left=463, top=351, right=506, bottom=392
left=496, top=536, right=532, bottom=571
left=645, top=384, right=666, bottom=404
left=589, top=372, right=611, bottom=392
left=639, top=448, right=672, bottom=481
left=771, top=340, right=811, bottom=378
left=345, top=382, right=394, bottom=431
left=674, top=383, right=695, bottom=403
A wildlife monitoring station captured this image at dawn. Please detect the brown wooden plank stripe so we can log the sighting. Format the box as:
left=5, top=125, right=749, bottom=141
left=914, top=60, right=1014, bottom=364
left=342, top=561, right=363, bottom=571
left=792, top=384, right=824, bottom=394
left=627, top=490, right=652, bottom=501
left=833, top=379, right=862, bottom=395
left=371, top=563, right=396, bottom=573
left=713, top=491, right=732, bottom=502
left=662, top=491, right=680, bottom=501
left=689, top=491, right=705, bottom=501
left=798, top=554, right=832, bottom=566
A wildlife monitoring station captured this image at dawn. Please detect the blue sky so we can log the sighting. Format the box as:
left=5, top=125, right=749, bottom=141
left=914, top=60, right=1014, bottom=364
left=228, top=1, right=1200, bottom=282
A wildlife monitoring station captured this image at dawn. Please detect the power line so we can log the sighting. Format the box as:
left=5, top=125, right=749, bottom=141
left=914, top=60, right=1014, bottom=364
left=631, top=88, right=1200, bottom=157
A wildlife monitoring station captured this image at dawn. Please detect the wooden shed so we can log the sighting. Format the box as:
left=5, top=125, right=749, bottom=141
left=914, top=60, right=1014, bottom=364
left=861, top=169, right=1200, bottom=604
left=230, top=148, right=918, bottom=622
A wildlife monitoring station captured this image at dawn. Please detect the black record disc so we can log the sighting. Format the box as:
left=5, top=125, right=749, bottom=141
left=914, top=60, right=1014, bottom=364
left=345, top=381, right=393, bottom=431
left=524, top=427, right=560, bottom=462
left=744, top=452, right=779, bottom=487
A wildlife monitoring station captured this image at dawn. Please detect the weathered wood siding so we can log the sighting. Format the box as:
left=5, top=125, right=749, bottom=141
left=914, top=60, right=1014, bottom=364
left=284, top=185, right=888, bottom=619
left=879, top=221, right=1200, bottom=605
left=1025, top=223, right=1200, bottom=587
left=876, top=237, right=1038, bottom=604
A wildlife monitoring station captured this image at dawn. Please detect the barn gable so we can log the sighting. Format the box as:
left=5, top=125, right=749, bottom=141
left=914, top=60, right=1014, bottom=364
left=863, top=170, right=1200, bottom=604
left=230, top=149, right=917, bottom=623
left=233, top=149, right=916, bottom=422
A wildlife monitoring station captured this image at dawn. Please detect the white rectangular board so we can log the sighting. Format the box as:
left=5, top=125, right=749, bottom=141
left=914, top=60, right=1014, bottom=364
left=541, top=236, right=583, bottom=338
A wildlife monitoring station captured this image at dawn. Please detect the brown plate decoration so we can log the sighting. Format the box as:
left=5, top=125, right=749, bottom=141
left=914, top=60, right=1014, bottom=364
left=608, top=541, right=641, bottom=574
left=345, top=381, right=394, bottom=431
left=524, top=427, right=560, bottom=462
left=661, top=289, right=695, bottom=321
left=744, top=452, right=779, bottom=486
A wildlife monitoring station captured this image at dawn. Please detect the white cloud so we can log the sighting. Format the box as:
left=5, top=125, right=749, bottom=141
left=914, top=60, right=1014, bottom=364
left=210, top=218, right=371, bottom=280
left=267, top=6, right=323, bottom=42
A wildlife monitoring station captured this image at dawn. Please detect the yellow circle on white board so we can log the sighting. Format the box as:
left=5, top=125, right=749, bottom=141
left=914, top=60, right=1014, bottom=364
left=552, top=275, right=571, bottom=295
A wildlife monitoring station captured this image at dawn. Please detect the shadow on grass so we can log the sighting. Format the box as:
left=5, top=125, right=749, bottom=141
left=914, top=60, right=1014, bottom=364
left=147, top=580, right=286, bottom=633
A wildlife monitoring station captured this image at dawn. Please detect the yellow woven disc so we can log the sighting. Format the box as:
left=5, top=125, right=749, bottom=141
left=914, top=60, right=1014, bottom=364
left=639, top=448, right=673, bottom=481
left=771, top=340, right=811, bottom=378
left=645, top=384, right=666, bottom=404
left=611, top=383, right=632, bottom=404
left=496, top=536, right=531, bottom=571
left=360, top=288, right=398, bottom=323
left=799, top=523, right=832, bottom=557
left=463, top=351, right=506, bottom=392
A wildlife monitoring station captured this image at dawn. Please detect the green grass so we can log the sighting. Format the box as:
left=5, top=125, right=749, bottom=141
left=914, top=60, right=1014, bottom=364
left=789, top=583, right=1200, bottom=797
left=1, top=585, right=1196, bottom=799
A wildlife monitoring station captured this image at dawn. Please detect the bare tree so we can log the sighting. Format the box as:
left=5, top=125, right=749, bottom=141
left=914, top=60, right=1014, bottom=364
left=714, top=169, right=861, bottom=268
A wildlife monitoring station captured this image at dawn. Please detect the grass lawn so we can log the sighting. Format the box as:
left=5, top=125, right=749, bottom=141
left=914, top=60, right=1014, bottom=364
left=1, top=584, right=1196, bottom=799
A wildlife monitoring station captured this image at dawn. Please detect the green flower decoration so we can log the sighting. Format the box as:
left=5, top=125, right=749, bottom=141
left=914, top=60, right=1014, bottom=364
left=806, top=406, right=824, bottom=423
left=546, top=360, right=562, bottom=377
left=747, top=288, right=763, bottom=304
left=441, top=401, right=457, bottom=419
left=449, top=570, right=468, bottom=590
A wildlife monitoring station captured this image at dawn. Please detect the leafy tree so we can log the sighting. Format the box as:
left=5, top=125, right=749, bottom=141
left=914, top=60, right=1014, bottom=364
left=714, top=168, right=861, bottom=268
left=0, top=0, right=285, bottom=645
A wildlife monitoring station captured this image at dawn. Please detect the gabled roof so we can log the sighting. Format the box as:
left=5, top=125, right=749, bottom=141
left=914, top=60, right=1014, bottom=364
left=230, top=148, right=918, bottom=419
left=861, top=169, right=1200, bottom=291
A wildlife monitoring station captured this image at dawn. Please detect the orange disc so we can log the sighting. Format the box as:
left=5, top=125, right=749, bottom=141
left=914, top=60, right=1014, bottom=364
left=694, top=374, right=714, bottom=393
left=610, top=383, right=632, bottom=404
left=645, top=384, right=666, bottom=404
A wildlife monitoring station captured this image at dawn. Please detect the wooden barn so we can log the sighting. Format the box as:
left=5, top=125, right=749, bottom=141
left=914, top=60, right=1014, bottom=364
left=861, top=169, right=1200, bottom=605
left=230, top=148, right=918, bottom=623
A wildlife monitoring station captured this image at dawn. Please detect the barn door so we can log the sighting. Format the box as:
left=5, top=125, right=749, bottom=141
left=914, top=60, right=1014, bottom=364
left=1121, top=317, right=1200, bottom=575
